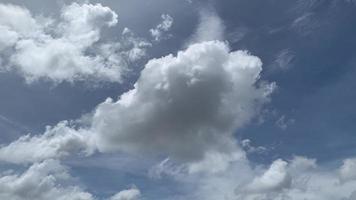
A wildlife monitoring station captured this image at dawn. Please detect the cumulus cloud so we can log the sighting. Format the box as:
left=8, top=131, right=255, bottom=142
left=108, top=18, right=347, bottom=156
left=90, top=40, right=274, bottom=161
left=109, top=187, right=141, bottom=200
left=150, top=14, right=173, bottom=41
left=235, top=157, right=356, bottom=200
left=339, top=158, right=356, bottom=182
left=0, top=3, right=149, bottom=84
left=1, top=3, right=356, bottom=199
left=150, top=156, right=356, bottom=200
left=288, top=156, right=317, bottom=172
left=0, top=159, right=94, bottom=200
left=0, top=121, right=94, bottom=164
left=0, top=40, right=273, bottom=165
left=242, top=159, right=291, bottom=194
left=0, top=6, right=277, bottom=197
left=0, top=159, right=143, bottom=200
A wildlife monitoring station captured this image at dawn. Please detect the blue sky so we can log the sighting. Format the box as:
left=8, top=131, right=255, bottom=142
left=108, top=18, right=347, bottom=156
left=0, top=0, right=356, bottom=200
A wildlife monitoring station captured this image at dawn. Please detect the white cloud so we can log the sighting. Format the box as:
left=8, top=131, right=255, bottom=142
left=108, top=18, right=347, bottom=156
left=0, top=40, right=273, bottom=165
left=187, top=150, right=244, bottom=174
left=0, top=4, right=41, bottom=38
left=0, top=159, right=94, bottom=200
left=241, top=139, right=269, bottom=154
left=340, top=158, right=356, bottom=182
left=1, top=2, right=356, bottom=200
left=119, top=28, right=152, bottom=62
left=148, top=158, right=186, bottom=179
left=242, top=159, right=291, bottom=194
left=149, top=150, right=245, bottom=179
left=0, top=40, right=273, bottom=167
left=109, top=187, right=141, bottom=200
left=0, top=3, right=149, bottom=84
left=90, top=40, right=274, bottom=161
left=0, top=158, right=142, bottom=200
left=0, top=121, right=94, bottom=164
left=150, top=14, right=173, bottom=41
left=189, top=8, right=225, bottom=44
left=288, top=155, right=317, bottom=172
left=150, top=156, right=356, bottom=200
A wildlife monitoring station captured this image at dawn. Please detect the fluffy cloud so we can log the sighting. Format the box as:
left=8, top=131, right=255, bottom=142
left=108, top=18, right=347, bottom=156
left=109, top=187, right=141, bottom=200
left=0, top=121, right=94, bottom=164
left=0, top=159, right=94, bottom=200
left=90, top=40, right=274, bottom=161
left=0, top=40, right=272, bottom=164
left=0, top=159, right=142, bottom=200
left=233, top=158, right=356, bottom=200
left=242, top=159, right=291, bottom=194
left=0, top=4, right=40, bottom=40
left=150, top=14, right=173, bottom=41
left=339, top=158, right=356, bottom=182
left=1, top=2, right=356, bottom=199
left=0, top=3, right=148, bottom=83
left=150, top=156, right=356, bottom=200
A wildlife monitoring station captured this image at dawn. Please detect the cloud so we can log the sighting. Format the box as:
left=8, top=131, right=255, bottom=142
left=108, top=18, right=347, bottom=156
left=288, top=156, right=317, bottom=172
left=275, top=115, right=295, bottom=130
left=150, top=14, right=174, bottom=41
left=241, top=139, right=269, bottom=154
left=0, top=4, right=40, bottom=40
left=272, top=49, right=295, bottom=71
left=290, top=12, right=321, bottom=37
left=0, top=3, right=149, bottom=84
left=0, top=159, right=94, bottom=200
left=339, top=158, right=356, bottom=182
left=242, top=159, right=291, bottom=194
left=109, top=187, right=141, bottom=200
left=90, top=40, right=274, bottom=161
left=189, top=8, right=225, bottom=44
left=149, top=156, right=356, bottom=200
left=0, top=159, right=142, bottom=200
left=0, top=121, right=94, bottom=164
left=0, top=40, right=273, bottom=166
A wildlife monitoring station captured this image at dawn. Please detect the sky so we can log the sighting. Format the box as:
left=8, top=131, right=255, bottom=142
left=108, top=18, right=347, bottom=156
left=0, top=0, right=356, bottom=199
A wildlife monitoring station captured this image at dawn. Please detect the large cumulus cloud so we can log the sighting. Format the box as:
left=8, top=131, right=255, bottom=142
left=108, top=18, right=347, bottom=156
left=90, top=40, right=274, bottom=161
